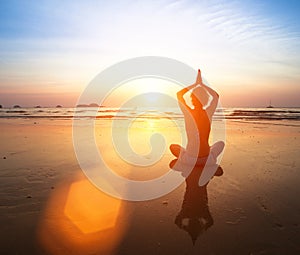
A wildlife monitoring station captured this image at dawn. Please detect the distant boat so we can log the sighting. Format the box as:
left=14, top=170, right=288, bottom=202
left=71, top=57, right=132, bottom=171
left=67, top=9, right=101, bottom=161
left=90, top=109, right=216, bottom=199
left=267, top=100, right=274, bottom=108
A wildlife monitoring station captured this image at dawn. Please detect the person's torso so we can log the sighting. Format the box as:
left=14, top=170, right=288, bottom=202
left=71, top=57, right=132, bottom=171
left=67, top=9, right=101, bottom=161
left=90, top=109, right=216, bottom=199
left=185, top=109, right=211, bottom=157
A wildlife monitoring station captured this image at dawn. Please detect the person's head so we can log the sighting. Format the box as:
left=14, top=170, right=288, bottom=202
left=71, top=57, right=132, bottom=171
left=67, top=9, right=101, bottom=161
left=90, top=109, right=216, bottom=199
left=191, top=87, right=209, bottom=109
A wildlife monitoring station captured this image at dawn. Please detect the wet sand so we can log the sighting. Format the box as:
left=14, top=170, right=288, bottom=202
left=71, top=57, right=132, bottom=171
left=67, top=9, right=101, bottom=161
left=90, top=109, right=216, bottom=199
left=0, top=118, right=299, bottom=254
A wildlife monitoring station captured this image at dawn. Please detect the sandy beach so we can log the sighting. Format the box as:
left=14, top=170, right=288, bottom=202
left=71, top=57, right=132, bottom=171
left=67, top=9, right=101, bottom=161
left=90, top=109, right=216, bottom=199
left=0, top=118, right=299, bottom=254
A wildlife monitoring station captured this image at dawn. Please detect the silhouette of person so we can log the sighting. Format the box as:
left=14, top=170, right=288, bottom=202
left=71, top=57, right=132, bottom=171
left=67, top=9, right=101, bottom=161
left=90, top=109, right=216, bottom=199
left=173, top=163, right=221, bottom=245
left=169, top=69, right=224, bottom=186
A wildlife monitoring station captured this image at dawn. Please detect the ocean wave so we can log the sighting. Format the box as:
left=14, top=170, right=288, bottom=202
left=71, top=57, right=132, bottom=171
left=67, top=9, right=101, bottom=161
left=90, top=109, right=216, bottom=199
left=227, top=109, right=300, bottom=120
left=1, top=107, right=299, bottom=121
left=5, top=110, right=27, bottom=113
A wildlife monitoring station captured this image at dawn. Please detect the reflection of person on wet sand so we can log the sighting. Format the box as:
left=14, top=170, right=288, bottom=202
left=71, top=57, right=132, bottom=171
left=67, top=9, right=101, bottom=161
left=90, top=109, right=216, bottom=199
left=170, top=69, right=224, bottom=185
left=174, top=165, right=217, bottom=245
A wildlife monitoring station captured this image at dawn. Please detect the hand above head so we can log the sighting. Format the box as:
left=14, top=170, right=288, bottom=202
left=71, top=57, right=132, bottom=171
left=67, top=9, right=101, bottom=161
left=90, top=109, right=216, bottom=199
left=196, top=69, right=202, bottom=85
left=177, top=68, right=205, bottom=101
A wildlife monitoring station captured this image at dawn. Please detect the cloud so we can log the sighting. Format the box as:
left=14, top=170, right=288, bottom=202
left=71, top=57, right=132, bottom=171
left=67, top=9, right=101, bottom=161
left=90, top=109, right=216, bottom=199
left=0, top=0, right=299, bottom=106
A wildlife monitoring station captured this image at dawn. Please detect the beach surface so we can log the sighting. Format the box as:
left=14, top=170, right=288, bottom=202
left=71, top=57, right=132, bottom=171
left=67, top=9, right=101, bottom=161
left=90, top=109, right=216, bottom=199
left=0, top=118, right=299, bottom=254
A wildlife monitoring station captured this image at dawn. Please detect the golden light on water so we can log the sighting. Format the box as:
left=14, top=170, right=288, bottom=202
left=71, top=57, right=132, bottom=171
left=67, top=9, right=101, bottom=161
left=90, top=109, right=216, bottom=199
left=146, top=118, right=156, bottom=129
left=127, top=117, right=181, bottom=157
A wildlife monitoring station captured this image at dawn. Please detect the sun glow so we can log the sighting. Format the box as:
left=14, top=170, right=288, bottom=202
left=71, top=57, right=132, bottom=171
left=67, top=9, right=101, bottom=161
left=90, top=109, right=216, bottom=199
left=102, top=78, right=180, bottom=107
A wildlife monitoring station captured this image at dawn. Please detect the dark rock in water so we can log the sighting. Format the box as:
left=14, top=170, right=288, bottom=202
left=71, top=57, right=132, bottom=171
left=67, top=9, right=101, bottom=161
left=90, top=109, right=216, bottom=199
left=56, top=105, right=62, bottom=108
left=13, top=105, right=21, bottom=108
left=76, top=103, right=100, bottom=107
left=3, top=156, right=6, bottom=159
left=89, top=103, right=99, bottom=107
left=26, top=195, right=32, bottom=198
left=0, top=105, right=2, bottom=108
left=35, top=105, right=41, bottom=108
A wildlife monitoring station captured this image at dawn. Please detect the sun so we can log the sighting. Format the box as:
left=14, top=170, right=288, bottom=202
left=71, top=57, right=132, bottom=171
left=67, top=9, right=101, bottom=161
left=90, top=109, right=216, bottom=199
left=102, top=77, right=181, bottom=107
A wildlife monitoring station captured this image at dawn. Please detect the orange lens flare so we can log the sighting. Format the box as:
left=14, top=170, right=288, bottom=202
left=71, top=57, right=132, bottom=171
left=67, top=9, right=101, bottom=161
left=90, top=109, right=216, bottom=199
left=64, top=180, right=121, bottom=234
left=37, top=174, right=128, bottom=255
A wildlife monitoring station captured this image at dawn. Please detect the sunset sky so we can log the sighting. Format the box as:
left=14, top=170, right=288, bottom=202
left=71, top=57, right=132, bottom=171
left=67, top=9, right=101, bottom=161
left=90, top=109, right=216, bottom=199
left=0, top=0, right=299, bottom=107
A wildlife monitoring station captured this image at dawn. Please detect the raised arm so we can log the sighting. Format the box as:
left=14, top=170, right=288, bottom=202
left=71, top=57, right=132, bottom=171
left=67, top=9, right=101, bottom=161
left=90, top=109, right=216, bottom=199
left=176, top=69, right=202, bottom=110
left=177, top=83, right=196, bottom=102
left=177, top=69, right=219, bottom=116
left=198, top=69, right=219, bottom=116
left=176, top=81, right=197, bottom=113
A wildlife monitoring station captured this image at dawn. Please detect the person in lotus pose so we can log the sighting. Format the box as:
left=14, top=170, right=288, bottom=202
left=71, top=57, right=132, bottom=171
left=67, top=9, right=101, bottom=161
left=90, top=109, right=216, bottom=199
left=169, top=69, right=224, bottom=185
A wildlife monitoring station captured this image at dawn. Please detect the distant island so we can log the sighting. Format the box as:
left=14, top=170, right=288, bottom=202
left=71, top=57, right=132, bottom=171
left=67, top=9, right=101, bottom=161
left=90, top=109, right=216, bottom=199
left=76, top=103, right=101, bottom=107
left=0, top=103, right=105, bottom=108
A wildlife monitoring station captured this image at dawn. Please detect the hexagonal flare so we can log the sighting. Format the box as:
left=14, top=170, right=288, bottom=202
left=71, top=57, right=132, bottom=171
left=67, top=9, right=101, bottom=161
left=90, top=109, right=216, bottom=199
left=64, top=180, right=121, bottom=234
